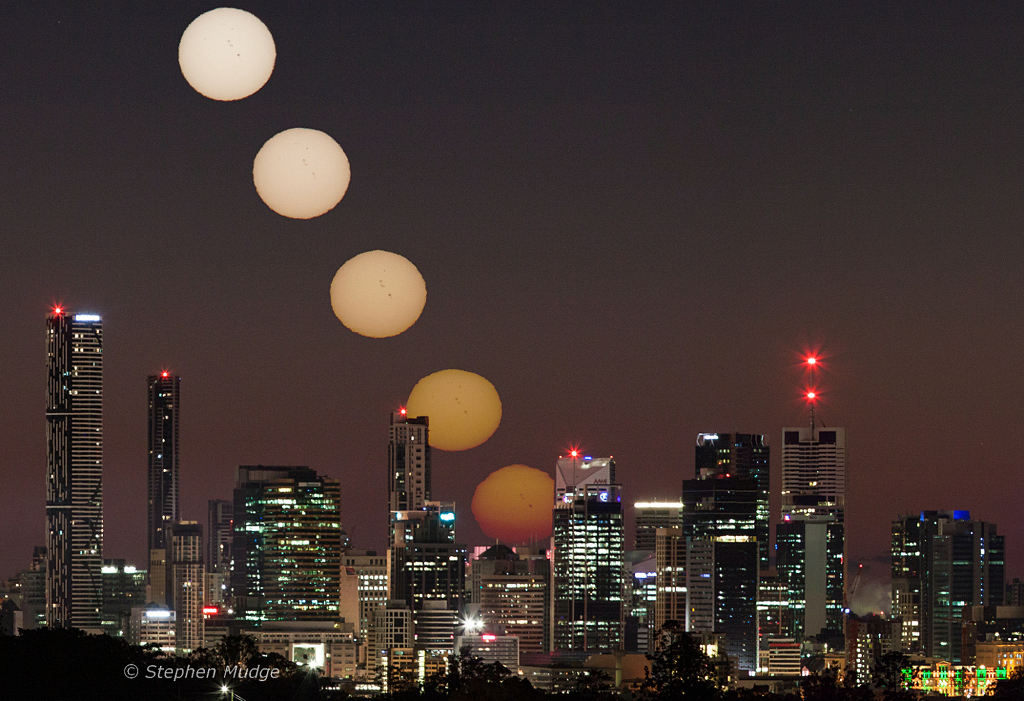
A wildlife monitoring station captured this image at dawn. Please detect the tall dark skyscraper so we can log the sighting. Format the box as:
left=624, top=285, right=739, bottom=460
left=695, top=432, right=770, bottom=571
left=147, top=372, right=180, bottom=553
left=681, top=471, right=759, bottom=673
left=45, top=308, right=103, bottom=630
left=388, top=411, right=430, bottom=546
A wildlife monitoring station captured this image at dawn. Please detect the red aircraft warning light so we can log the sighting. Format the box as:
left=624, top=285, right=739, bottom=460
left=570, top=449, right=578, bottom=458
left=53, top=306, right=63, bottom=316
left=399, top=407, right=407, bottom=416
left=162, top=371, right=169, bottom=378
left=806, top=391, right=817, bottom=400
left=807, top=356, right=817, bottom=366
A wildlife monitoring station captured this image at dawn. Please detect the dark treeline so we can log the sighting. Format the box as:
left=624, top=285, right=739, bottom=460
left=4, top=626, right=1024, bottom=701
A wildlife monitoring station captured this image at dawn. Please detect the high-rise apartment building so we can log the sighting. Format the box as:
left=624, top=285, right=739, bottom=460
left=46, top=309, right=103, bottom=630
left=389, top=412, right=430, bottom=546
left=552, top=455, right=625, bottom=653
left=147, top=373, right=180, bottom=553
left=231, top=466, right=343, bottom=623
left=695, top=432, right=770, bottom=570
left=891, top=511, right=1005, bottom=663
left=634, top=502, right=682, bottom=551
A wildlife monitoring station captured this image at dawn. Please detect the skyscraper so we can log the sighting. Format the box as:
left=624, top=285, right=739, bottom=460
left=780, top=426, right=846, bottom=523
left=552, top=454, right=625, bottom=653
left=389, top=501, right=467, bottom=614
left=634, top=501, right=683, bottom=551
left=231, top=465, right=343, bottom=623
left=780, top=425, right=847, bottom=635
left=147, top=373, right=180, bottom=554
left=681, top=471, right=759, bottom=672
left=166, top=522, right=204, bottom=654
left=695, top=432, right=770, bottom=571
left=892, top=511, right=1005, bottom=663
left=389, top=411, right=430, bottom=546
left=46, top=308, right=103, bottom=630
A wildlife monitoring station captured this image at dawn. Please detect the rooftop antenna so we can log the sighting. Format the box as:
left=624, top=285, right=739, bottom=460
left=805, top=354, right=819, bottom=431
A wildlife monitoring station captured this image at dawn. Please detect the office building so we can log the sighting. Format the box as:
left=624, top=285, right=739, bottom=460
left=46, top=308, right=103, bottom=630
left=231, top=465, right=343, bottom=623
left=370, top=600, right=414, bottom=682
left=455, top=632, right=520, bottom=673
left=653, top=528, right=686, bottom=634
left=389, top=412, right=430, bottom=546
left=471, top=544, right=550, bottom=655
left=695, top=432, right=770, bottom=570
left=681, top=471, right=759, bottom=672
left=389, top=502, right=467, bottom=614
left=147, top=373, right=180, bottom=554
left=413, top=600, right=460, bottom=652
left=167, top=522, right=204, bottom=654
left=129, top=605, right=176, bottom=653
left=552, top=454, right=625, bottom=653
left=775, top=516, right=844, bottom=640
left=206, top=499, right=233, bottom=605
left=343, top=548, right=389, bottom=663
left=780, top=425, right=847, bottom=637
left=634, top=502, right=682, bottom=551
left=780, top=427, right=846, bottom=523
left=100, top=559, right=146, bottom=638
left=892, top=511, right=1005, bottom=663
left=625, top=550, right=657, bottom=653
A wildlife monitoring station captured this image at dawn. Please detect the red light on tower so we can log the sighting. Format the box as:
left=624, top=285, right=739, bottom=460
left=161, top=371, right=169, bottom=378
left=806, top=356, right=817, bottom=366
left=53, top=306, right=63, bottom=316
left=399, top=407, right=407, bottom=416
left=570, top=449, right=578, bottom=458
left=806, top=391, right=816, bottom=400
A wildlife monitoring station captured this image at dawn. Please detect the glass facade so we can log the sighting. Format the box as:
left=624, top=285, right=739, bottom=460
left=231, top=466, right=343, bottom=622
left=552, top=480, right=625, bottom=653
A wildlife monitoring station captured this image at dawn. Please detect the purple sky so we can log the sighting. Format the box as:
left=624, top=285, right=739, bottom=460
left=1, top=3, right=1023, bottom=608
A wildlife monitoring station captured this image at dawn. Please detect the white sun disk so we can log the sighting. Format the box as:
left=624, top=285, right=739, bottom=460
left=253, top=128, right=351, bottom=219
left=330, top=251, right=427, bottom=338
left=179, top=8, right=276, bottom=101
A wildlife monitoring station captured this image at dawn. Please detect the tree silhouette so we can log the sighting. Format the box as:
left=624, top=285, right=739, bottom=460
left=638, top=620, right=720, bottom=700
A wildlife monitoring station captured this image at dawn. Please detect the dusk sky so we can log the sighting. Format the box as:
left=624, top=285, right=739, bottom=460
left=2, top=2, right=1023, bottom=611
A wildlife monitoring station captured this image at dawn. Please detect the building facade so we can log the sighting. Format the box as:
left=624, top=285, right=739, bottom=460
left=46, top=309, right=104, bottom=630
left=147, top=373, right=180, bottom=554
left=695, top=432, right=770, bottom=570
left=389, top=412, right=430, bottom=546
left=634, top=502, right=683, bottom=551
left=231, top=466, right=343, bottom=623
left=681, top=472, right=759, bottom=672
left=167, top=521, right=204, bottom=654
left=552, top=455, right=624, bottom=653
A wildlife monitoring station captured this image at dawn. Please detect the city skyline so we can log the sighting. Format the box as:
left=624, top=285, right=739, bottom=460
left=1, top=1, right=1023, bottom=599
